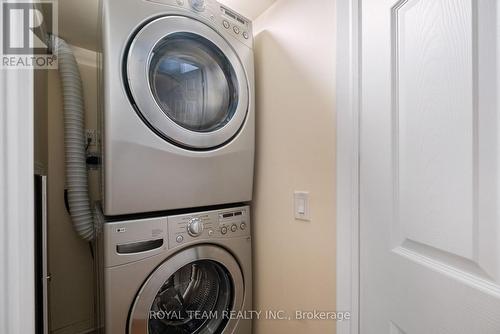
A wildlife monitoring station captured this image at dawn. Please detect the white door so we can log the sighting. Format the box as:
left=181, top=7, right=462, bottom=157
left=360, top=0, right=500, bottom=333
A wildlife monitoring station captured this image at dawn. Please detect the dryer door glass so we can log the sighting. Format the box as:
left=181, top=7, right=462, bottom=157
left=127, top=16, right=250, bottom=149
left=149, top=33, right=239, bottom=133
left=148, top=260, right=233, bottom=334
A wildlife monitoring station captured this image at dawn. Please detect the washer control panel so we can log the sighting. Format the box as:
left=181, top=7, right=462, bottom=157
left=168, top=206, right=250, bottom=247
left=104, top=216, right=169, bottom=268
left=187, top=217, right=204, bottom=236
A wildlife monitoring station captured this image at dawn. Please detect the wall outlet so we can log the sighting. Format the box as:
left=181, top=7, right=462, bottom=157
left=294, top=191, right=310, bottom=221
left=85, top=129, right=99, bottom=147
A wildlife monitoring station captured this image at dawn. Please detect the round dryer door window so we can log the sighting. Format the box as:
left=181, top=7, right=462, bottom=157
left=126, top=16, right=249, bottom=150
left=129, top=245, right=244, bottom=334
left=149, top=34, right=239, bottom=133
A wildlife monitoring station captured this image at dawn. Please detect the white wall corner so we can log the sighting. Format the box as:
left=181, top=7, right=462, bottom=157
left=0, top=67, right=35, bottom=334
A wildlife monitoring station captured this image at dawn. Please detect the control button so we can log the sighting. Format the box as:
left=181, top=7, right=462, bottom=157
left=223, top=20, right=230, bottom=29
left=189, top=0, right=205, bottom=11
left=176, top=235, right=184, bottom=243
left=221, top=226, right=228, bottom=235
left=233, top=26, right=240, bottom=34
left=231, top=224, right=237, bottom=232
left=243, top=32, right=249, bottom=39
left=240, top=222, right=246, bottom=230
left=208, top=229, right=214, bottom=236
left=176, top=0, right=184, bottom=5
left=187, top=217, right=204, bottom=237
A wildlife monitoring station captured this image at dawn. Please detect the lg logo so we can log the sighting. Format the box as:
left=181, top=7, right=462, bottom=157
left=1, top=1, right=57, bottom=68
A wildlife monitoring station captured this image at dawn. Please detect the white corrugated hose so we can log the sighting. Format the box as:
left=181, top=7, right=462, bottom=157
left=51, top=35, right=95, bottom=241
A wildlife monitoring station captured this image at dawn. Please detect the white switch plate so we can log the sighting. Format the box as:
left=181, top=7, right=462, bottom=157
left=294, top=191, right=310, bottom=221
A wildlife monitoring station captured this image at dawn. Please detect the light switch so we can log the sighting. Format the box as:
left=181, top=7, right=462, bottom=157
left=294, top=191, right=310, bottom=221
left=297, top=198, right=306, bottom=214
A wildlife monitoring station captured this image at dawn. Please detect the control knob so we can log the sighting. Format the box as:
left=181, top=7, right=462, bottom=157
left=189, top=0, right=205, bottom=11
left=187, top=217, right=204, bottom=237
left=221, top=226, right=228, bottom=235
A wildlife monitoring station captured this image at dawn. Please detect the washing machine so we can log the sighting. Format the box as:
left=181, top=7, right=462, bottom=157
left=101, top=0, right=255, bottom=216
left=104, top=205, right=252, bottom=334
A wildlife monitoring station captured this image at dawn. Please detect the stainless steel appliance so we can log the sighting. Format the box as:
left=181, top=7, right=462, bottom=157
left=103, top=205, right=252, bottom=334
left=101, top=0, right=255, bottom=215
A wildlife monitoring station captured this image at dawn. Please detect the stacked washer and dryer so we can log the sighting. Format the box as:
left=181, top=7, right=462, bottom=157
left=100, top=0, right=254, bottom=333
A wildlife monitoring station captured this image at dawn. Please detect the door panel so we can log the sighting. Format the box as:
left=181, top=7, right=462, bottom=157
left=360, top=0, right=500, bottom=333
left=394, top=0, right=475, bottom=260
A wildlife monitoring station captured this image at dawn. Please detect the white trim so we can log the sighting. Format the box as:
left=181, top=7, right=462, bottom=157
left=0, top=62, right=35, bottom=334
left=336, top=0, right=361, bottom=333
left=41, top=175, right=49, bottom=334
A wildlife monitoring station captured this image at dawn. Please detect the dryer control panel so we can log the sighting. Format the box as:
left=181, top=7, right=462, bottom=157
left=219, top=5, right=253, bottom=47
left=168, top=206, right=250, bottom=247
left=145, top=0, right=253, bottom=48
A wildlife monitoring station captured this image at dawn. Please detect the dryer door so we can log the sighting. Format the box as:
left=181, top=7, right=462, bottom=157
left=126, top=16, right=249, bottom=150
left=129, top=245, right=244, bottom=334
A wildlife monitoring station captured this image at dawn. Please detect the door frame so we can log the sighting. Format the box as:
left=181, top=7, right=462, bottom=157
left=0, top=58, right=35, bottom=334
left=336, top=0, right=361, bottom=333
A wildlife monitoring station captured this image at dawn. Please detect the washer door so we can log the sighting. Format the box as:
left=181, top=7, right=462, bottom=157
left=129, top=245, right=244, bottom=334
left=126, top=16, right=249, bottom=150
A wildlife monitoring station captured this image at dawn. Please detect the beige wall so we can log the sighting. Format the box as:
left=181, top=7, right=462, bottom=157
left=252, top=0, right=336, bottom=333
left=47, top=48, right=99, bottom=334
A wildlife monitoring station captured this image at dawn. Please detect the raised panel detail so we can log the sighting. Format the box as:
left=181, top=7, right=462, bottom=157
left=395, top=0, right=475, bottom=260
left=393, top=0, right=500, bottom=284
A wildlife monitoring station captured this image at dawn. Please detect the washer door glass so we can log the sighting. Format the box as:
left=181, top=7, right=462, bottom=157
left=149, top=33, right=239, bottom=133
left=149, top=260, right=233, bottom=334
left=129, top=245, right=244, bottom=334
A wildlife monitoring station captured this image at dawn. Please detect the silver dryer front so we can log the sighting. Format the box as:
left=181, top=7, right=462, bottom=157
left=101, top=0, right=255, bottom=215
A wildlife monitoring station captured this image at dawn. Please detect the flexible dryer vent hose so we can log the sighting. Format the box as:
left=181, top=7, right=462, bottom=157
left=51, top=35, right=95, bottom=241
